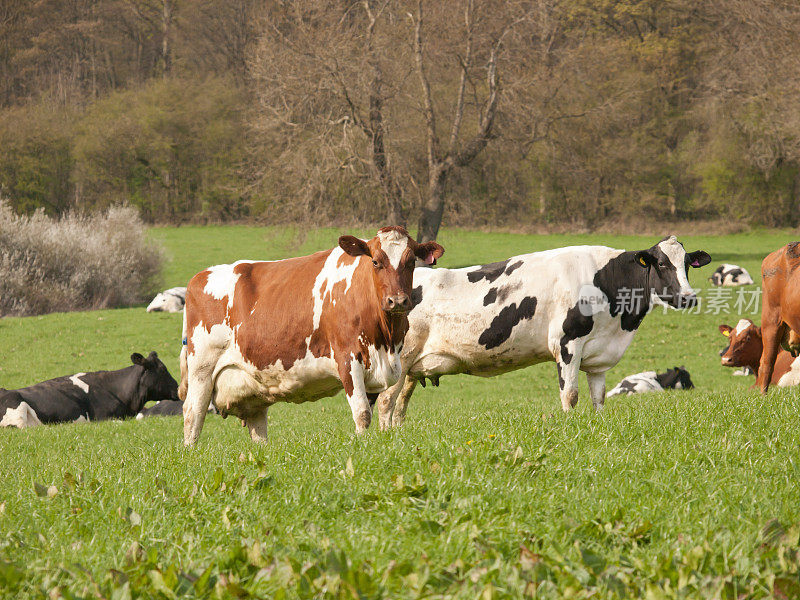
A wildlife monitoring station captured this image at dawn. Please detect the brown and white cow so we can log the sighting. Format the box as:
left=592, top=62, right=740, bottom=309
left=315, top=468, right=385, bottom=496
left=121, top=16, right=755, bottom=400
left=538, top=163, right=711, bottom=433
left=179, top=227, right=443, bottom=445
left=758, top=242, right=800, bottom=393
left=719, top=319, right=800, bottom=388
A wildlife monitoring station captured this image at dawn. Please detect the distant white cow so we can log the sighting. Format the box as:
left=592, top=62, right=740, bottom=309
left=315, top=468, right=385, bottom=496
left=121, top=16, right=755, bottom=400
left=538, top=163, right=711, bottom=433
left=606, top=367, right=693, bottom=398
left=146, top=287, right=186, bottom=313
left=709, top=264, right=753, bottom=287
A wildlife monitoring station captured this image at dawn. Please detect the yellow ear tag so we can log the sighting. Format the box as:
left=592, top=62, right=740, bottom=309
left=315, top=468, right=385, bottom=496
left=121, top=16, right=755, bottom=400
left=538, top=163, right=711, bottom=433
left=722, top=330, right=730, bottom=337
left=638, top=256, right=647, bottom=267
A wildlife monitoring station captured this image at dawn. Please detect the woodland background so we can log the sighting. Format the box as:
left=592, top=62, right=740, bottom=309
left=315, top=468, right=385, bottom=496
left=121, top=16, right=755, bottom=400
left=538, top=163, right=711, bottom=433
left=1, top=0, right=800, bottom=237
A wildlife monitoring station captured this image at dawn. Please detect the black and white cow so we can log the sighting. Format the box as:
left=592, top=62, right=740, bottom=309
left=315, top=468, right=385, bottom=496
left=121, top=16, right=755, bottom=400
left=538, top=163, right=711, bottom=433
left=0, top=352, right=179, bottom=428
left=146, top=287, right=187, bottom=313
left=606, top=367, right=694, bottom=398
left=136, top=399, right=217, bottom=419
left=709, top=264, right=753, bottom=287
left=376, top=236, right=711, bottom=427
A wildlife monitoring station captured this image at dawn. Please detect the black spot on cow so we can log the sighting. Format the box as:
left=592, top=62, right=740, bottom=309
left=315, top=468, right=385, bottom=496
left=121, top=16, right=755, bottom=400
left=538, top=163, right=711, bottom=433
left=655, top=366, right=694, bottom=390
left=498, top=282, right=522, bottom=303
left=505, top=260, right=523, bottom=275
left=411, top=286, right=423, bottom=306
left=478, top=296, right=538, bottom=349
left=787, top=241, right=800, bottom=259
left=483, top=288, right=498, bottom=306
left=616, top=379, right=639, bottom=394
left=556, top=362, right=564, bottom=390
left=727, top=268, right=744, bottom=280
left=467, top=260, right=511, bottom=284
left=559, top=301, right=594, bottom=364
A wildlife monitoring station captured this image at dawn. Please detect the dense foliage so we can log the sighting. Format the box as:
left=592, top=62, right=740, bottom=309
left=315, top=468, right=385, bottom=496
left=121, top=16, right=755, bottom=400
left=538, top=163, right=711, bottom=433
left=0, top=202, right=162, bottom=316
left=0, top=1, right=798, bottom=227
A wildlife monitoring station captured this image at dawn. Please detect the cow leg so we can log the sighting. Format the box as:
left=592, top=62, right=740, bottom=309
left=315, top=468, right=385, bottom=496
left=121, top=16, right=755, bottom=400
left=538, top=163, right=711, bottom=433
left=758, top=317, right=785, bottom=394
left=555, top=354, right=581, bottom=411
left=376, top=378, right=402, bottom=431
left=246, top=407, right=268, bottom=444
left=376, top=374, right=415, bottom=431
left=182, top=363, right=216, bottom=446
left=586, top=371, right=606, bottom=410
left=339, top=360, right=372, bottom=433
left=391, top=377, right=418, bottom=428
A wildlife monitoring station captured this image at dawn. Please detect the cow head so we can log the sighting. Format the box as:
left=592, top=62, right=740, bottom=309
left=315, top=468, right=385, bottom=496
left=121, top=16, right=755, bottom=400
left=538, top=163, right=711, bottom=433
left=719, top=319, right=762, bottom=369
left=338, top=227, right=444, bottom=315
left=146, top=290, right=184, bottom=313
left=131, top=351, right=180, bottom=410
left=634, top=236, right=711, bottom=309
left=656, top=366, right=694, bottom=390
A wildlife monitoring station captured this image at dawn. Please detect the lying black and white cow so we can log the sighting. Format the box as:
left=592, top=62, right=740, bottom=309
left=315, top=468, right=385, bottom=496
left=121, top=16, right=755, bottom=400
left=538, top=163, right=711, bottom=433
left=136, top=399, right=216, bottom=419
left=146, top=287, right=186, bottom=313
left=376, top=236, right=710, bottom=427
left=606, top=367, right=693, bottom=398
left=0, top=352, right=179, bottom=428
left=709, top=264, right=753, bottom=287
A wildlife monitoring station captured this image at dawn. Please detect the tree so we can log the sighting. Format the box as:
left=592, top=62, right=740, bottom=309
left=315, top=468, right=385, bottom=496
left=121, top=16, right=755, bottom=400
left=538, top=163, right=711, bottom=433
left=250, top=0, right=534, bottom=237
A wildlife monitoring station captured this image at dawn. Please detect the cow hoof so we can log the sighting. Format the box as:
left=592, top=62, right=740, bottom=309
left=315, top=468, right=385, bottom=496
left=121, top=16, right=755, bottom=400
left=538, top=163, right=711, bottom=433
left=355, top=410, right=371, bottom=433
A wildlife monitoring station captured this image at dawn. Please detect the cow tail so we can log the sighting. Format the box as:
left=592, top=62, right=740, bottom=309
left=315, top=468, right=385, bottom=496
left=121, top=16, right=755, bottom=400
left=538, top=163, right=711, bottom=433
left=178, top=308, right=188, bottom=402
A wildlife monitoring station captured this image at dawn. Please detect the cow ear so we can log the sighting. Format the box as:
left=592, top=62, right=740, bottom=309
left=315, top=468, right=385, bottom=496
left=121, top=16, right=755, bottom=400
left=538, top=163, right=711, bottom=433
left=634, top=251, right=655, bottom=269
left=339, top=235, right=371, bottom=257
left=145, top=351, right=159, bottom=368
left=719, top=324, right=732, bottom=337
left=131, top=353, right=145, bottom=366
left=687, top=250, right=711, bottom=268
left=415, top=241, right=444, bottom=266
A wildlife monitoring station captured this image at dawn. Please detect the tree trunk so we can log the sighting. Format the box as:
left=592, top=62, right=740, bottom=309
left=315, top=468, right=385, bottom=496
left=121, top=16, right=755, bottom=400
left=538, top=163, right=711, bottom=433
left=368, top=64, right=405, bottom=227
left=417, top=164, right=448, bottom=243
left=162, top=0, right=173, bottom=77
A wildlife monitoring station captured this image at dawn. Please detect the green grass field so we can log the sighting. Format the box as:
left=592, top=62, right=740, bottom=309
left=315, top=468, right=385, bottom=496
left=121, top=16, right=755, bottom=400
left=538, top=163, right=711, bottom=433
left=1, top=227, right=799, bottom=599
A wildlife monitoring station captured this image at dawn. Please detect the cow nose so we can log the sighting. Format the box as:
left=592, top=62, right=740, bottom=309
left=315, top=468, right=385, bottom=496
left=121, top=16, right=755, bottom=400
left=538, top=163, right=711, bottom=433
left=386, top=294, right=411, bottom=312
left=721, top=356, right=732, bottom=366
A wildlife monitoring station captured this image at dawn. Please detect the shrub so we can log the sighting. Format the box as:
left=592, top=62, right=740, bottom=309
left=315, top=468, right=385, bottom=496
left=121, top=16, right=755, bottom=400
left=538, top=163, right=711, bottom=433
left=0, top=202, right=163, bottom=316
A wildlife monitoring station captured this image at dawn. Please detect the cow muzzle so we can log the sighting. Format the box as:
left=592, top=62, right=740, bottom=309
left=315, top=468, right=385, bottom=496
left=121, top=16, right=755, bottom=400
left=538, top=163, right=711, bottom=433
left=721, top=356, right=734, bottom=367
left=384, top=294, right=411, bottom=314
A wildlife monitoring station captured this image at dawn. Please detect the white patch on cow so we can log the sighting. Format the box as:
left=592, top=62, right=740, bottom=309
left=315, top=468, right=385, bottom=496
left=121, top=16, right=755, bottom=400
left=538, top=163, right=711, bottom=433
left=135, top=412, right=144, bottom=420
left=70, top=373, right=89, bottom=393
left=309, top=248, right=359, bottom=334
left=363, top=344, right=403, bottom=392
left=377, top=229, right=409, bottom=270
left=657, top=236, right=694, bottom=296
left=72, top=415, right=89, bottom=424
left=735, top=319, right=753, bottom=336
left=204, top=262, right=253, bottom=309
left=577, top=284, right=609, bottom=317
left=0, top=402, right=42, bottom=428
left=777, top=357, right=800, bottom=387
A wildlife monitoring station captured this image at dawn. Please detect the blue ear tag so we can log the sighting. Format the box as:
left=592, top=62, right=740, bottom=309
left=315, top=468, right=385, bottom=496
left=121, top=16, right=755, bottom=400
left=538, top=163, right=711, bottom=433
left=182, top=337, right=187, bottom=346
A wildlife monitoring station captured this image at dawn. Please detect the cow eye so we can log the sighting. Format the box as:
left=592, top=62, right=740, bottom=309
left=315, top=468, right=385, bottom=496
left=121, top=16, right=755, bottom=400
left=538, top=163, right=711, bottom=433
left=372, top=259, right=380, bottom=269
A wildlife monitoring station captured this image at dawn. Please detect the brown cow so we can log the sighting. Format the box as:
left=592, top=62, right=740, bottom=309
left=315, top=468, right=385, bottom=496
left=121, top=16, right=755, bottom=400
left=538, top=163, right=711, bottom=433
left=719, top=319, right=800, bottom=387
left=758, top=242, right=800, bottom=393
left=179, top=227, right=443, bottom=446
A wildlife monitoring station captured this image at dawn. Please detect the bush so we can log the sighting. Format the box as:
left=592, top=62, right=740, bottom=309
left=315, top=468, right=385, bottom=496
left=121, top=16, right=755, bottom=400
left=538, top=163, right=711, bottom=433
left=0, top=202, right=163, bottom=316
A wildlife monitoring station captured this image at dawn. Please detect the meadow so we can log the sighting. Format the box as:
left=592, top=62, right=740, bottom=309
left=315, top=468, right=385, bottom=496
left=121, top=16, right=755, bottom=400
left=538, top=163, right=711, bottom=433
left=1, top=227, right=799, bottom=599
